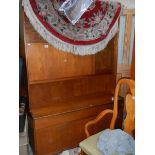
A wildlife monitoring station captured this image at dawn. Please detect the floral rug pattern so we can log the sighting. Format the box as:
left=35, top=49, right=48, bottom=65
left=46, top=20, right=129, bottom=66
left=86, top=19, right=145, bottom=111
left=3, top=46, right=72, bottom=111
left=34, top=0, right=121, bottom=44
left=23, top=0, right=122, bottom=55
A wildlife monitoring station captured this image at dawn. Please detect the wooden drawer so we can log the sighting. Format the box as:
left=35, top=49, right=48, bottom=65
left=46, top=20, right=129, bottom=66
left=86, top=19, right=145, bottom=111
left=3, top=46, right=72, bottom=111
left=30, top=104, right=113, bottom=155
left=35, top=116, right=111, bottom=155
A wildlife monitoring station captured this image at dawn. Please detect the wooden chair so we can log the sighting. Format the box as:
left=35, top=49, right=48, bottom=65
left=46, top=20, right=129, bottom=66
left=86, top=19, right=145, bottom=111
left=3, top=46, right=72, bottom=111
left=79, top=78, right=135, bottom=155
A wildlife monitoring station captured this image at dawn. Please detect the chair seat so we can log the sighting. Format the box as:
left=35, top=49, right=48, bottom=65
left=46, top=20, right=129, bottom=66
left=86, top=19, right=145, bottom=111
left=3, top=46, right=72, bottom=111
left=79, top=131, right=103, bottom=155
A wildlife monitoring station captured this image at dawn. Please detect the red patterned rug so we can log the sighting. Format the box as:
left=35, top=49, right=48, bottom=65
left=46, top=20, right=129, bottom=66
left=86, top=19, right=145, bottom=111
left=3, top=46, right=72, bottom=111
left=23, top=0, right=122, bottom=55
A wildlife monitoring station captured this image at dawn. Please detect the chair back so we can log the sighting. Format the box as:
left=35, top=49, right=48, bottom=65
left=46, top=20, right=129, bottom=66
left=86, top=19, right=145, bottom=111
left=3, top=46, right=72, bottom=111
left=110, top=79, right=135, bottom=136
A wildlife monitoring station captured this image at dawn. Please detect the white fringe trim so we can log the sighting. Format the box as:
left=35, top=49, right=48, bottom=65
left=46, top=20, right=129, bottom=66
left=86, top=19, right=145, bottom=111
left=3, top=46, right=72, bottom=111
left=23, top=0, right=119, bottom=55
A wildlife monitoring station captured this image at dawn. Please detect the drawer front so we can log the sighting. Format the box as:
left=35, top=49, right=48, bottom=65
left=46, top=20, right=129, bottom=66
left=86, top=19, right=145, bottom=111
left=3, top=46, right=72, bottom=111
left=34, top=104, right=114, bottom=155
left=29, top=100, right=123, bottom=155
left=35, top=117, right=94, bottom=155
left=29, top=99, right=123, bottom=155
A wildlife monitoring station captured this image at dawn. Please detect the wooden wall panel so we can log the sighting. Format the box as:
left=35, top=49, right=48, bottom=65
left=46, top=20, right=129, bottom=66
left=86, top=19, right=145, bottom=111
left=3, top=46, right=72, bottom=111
left=122, top=14, right=132, bottom=64
left=118, top=16, right=126, bottom=64
left=117, top=9, right=135, bottom=82
left=116, top=9, right=135, bottom=97
left=95, top=38, right=114, bottom=74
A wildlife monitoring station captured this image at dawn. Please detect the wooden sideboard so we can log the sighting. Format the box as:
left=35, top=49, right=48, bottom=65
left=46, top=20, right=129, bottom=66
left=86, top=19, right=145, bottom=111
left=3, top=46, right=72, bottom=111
left=21, top=9, right=123, bottom=155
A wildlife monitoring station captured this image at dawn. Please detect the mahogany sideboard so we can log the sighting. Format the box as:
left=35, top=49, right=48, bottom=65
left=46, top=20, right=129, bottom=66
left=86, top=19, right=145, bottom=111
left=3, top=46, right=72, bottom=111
left=21, top=9, right=123, bottom=155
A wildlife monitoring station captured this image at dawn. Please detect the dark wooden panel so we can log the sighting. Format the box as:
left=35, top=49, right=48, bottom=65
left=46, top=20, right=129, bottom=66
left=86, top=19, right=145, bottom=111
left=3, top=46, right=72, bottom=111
left=28, top=75, right=116, bottom=109
left=31, top=93, right=113, bottom=119
left=27, top=115, right=36, bottom=154
left=95, top=38, right=114, bottom=74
